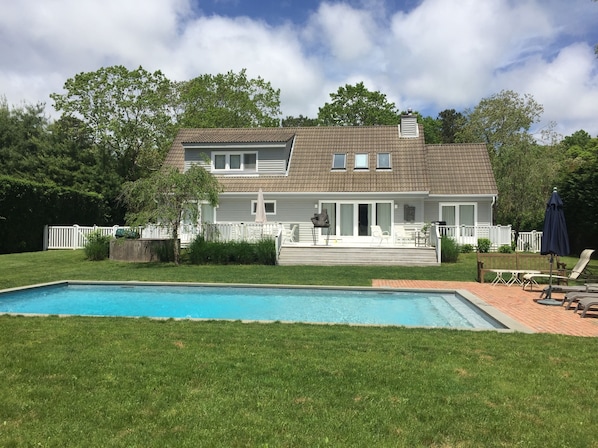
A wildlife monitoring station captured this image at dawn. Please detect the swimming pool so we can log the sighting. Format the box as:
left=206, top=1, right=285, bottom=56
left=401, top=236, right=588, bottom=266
left=0, top=281, right=523, bottom=330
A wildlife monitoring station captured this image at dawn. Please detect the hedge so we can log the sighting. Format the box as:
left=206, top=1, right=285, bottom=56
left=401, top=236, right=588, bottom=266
left=0, top=176, right=108, bottom=254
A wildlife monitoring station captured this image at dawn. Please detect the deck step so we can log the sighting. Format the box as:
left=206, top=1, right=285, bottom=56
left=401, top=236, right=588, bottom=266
left=277, top=246, right=438, bottom=266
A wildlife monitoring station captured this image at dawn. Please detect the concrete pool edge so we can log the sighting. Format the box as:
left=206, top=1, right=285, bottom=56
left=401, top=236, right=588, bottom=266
left=0, top=280, right=535, bottom=333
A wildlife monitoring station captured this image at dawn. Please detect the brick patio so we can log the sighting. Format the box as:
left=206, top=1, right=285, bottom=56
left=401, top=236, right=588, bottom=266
left=372, top=279, right=598, bottom=337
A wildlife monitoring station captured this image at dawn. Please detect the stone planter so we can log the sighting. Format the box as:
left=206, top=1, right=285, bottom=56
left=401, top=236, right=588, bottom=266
left=109, top=239, right=176, bottom=262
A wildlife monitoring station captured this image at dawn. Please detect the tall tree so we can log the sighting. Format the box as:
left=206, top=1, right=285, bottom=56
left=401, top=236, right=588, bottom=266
left=437, top=109, right=464, bottom=143
left=177, top=69, right=281, bottom=128
left=557, top=130, right=598, bottom=253
left=51, top=66, right=178, bottom=182
left=420, top=115, right=441, bottom=144
left=317, top=82, right=400, bottom=126
left=458, top=90, right=560, bottom=233
left=120, top=165, right=221, bottom=264
left=0, top=98, right=49, bottom=181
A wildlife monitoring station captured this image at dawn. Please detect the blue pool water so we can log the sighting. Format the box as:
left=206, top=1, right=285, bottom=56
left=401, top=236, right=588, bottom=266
left=0, top=283, right=506, bottom=329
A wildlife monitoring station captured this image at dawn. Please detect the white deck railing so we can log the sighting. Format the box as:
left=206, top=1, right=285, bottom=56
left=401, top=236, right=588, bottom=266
left=44, top=223, right=282, bottom=250
left=45, top=223, right=541, bottom=252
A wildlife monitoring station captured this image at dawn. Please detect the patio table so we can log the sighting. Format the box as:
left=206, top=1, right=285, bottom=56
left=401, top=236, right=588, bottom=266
left=490, top=269, right=541, bottom=287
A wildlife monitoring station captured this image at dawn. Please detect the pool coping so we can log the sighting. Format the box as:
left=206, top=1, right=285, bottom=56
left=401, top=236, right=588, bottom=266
left=0, top=280, right=535, bottom=333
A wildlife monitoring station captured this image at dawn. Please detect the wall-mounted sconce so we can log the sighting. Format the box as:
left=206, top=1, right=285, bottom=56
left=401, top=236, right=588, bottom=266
left=314, top=204, right=318, bottom=208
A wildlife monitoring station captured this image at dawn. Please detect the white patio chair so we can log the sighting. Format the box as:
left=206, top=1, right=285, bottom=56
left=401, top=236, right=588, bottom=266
left=394, top=225, right=413, bottom=246
left=282, top=224, right=298, bottom=243
left=371, top=225, right=391, bottom=245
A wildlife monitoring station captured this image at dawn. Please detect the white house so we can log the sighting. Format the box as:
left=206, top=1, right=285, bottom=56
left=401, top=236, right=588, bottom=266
left=162, top=114, right=499, bottom=251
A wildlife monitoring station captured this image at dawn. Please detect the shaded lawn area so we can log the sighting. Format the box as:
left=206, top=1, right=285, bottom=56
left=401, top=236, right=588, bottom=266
left=1, top=250, right=598, bottom=446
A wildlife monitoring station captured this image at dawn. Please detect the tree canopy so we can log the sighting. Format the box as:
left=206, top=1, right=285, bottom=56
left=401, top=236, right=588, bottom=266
left=458, top=90, right=560, bottom=233
left=51, top=66, right=178, bottom=181
left=557, top=131, right=598, bottom=253
left=317, top=82, right=400, bottom=126
left=177, top=69, right=281, bottom=128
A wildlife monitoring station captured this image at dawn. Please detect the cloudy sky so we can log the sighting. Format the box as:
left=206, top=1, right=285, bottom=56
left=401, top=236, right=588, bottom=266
left=1, top=0, right=597, bottom=138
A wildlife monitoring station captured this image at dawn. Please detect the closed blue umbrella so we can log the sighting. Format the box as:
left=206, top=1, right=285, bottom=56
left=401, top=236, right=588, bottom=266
left=538, top=188, right=570, bottom=305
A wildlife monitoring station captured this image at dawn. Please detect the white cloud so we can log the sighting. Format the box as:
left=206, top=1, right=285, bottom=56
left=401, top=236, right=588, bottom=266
left=0, top=0, right=597, bottom=137
left=497, top=43, right=598, bottom=137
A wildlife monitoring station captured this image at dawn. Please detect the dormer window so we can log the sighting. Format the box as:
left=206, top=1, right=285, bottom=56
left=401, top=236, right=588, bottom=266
left=377, top=153, right=391, bottom=169
left=355, top=153, right=369, bottom=170
left=212, top=151, right=257, bottom=172
left=332, top=153, right=346, bottom=170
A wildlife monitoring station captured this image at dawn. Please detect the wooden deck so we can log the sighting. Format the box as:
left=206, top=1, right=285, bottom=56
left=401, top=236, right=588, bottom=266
left=277, top=244, right=438, bottom=266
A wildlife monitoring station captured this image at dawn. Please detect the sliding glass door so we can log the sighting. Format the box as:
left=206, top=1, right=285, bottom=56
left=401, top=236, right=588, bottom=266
left=321, top=201, right=392, bottom=240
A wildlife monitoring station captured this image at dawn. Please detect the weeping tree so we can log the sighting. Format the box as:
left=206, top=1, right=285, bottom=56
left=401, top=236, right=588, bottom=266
left=120, top=165, right=222, bottom=264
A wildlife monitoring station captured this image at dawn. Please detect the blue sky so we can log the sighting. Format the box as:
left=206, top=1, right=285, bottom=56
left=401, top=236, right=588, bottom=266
left=1, top=0, right=598, bottom=137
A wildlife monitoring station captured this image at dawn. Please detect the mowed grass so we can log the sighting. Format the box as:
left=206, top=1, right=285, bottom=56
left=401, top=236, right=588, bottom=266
left=1, top=250, right=597, bottom=447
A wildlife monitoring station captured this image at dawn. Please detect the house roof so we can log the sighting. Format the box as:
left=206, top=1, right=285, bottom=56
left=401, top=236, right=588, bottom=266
left=163, top=126, right=498, bottom=196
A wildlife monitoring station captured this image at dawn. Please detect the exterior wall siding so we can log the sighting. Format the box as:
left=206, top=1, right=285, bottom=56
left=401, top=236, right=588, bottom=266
left=184, top=147, right=287, bottom=174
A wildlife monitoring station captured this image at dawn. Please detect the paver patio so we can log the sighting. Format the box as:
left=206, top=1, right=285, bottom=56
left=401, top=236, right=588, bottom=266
left=372, top=279, right=598, bottom=337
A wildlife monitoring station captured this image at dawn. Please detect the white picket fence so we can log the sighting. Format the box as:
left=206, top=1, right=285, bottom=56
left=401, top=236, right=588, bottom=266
left=45, top=223, right=543, bottom=252
left=43, top=225, right=123, bottom=250
left=43, top=223, right=282, bottom=250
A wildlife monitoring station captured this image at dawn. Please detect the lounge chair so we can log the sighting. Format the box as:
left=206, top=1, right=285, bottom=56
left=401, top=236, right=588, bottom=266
left=573, top=296, right=598, bottom=318
left=371, top=225, right=391, bottom=245
left=563, top=291, right=598, bottom=309
left=522, top=249, right=595, bottom=293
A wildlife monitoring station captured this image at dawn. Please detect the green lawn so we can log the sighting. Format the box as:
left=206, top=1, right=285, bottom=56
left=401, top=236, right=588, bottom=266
left=1, top=250, right=597, bottom=447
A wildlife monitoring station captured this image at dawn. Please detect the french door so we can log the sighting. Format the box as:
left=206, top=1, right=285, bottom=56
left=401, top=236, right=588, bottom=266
left=322, top=201, right=392, bottom=241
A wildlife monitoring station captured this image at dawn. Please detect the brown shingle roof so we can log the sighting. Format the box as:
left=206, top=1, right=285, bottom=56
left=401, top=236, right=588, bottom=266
left=163, top=126, right=497, bottom=196
left=426, top=143, right=498, bottom=195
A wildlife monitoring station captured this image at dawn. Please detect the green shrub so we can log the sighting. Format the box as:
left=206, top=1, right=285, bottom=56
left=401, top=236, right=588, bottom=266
left=477, top=238, right=491, bottom=253
left=498, top=244, right=513, bottom=253
left=188, top=235, right=275, bottom=265
left=460, top=244, right=474, bottom=253
left=84, top=231, right=111, bottom=261
left=441, top=237, right=460, bottom=263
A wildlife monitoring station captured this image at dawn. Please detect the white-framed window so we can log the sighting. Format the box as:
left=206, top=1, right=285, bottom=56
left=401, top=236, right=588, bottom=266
left=440, top=203, right=476, bottom=227
left=354, top=153, right=369, bottom=170
left=251, top=200, right=276, bottom=215
left=212, top=152, right=257, bottom=172
left=332, top=153, right=346, bottom=170
left=377, top=152, right=391, bottom=169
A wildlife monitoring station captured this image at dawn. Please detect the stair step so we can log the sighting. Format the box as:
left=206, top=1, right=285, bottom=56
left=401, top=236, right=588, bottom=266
left=277, top=246, right=438, bottom=266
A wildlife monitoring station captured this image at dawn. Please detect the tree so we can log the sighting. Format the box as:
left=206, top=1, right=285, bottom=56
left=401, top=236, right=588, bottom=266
left=51, top=66, right=178, bottom=182
left=317, top=82, right=400, bottom=126
left=420, top=115, right=441, bottom=144
left=0, top=98, right=49, bottom=181
left=281, top=115, right=319, bottom=127
left=119, top=165, right=221, bottom=264
left=437, top=109, right=465, bottom=143
left=458, top=90, right=560, bottom=233
left=177, top=69, right=281, bottom=128
left=557, top=131, right=598, bottom=253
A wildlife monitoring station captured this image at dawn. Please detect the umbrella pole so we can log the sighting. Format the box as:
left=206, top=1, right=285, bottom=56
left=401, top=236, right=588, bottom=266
left=547, top=254, right=553, bottom=300
left=538, top=253, right=561, bottom=305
